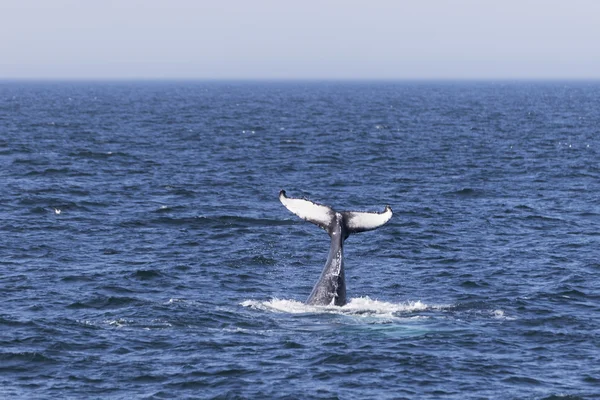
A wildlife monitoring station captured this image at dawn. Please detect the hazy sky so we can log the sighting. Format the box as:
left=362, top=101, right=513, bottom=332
left=1, top=0, right=599, bottom=80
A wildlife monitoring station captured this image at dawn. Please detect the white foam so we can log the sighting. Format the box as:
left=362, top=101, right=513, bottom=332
left=105, top=318, right=131, bottom=327
left=241, top=296, right=442, bottom=319
left=492, top=309, right=515, bottom=320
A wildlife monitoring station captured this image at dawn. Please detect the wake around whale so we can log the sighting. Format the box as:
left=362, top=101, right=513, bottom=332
left=279, top=190, right=393, bottom=306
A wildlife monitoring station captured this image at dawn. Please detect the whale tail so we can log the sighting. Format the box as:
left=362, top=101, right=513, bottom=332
left=279, top=190, right=392, bottom=237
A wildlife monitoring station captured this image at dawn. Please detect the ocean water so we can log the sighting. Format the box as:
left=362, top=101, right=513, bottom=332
left=1, top=81, right=599, bottom=399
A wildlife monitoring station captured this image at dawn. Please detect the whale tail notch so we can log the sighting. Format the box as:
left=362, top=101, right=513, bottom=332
left=279, top=190, right=392, bottom=237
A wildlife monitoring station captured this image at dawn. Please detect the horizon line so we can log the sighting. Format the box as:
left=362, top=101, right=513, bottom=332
left=2, top=77, right=600, bottom=83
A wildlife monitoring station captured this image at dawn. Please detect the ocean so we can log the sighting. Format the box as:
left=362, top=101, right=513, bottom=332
left=1, top=81, right=599, bottom=399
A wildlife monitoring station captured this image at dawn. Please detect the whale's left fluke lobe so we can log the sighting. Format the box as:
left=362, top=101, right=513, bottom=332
left=279, top=190, right=335, bottom=233
left=279, top=190, right=393, bottom=306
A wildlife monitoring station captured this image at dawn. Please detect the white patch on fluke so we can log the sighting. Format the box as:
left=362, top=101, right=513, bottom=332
left=345, top=206, right=393, bottom=233
left=279, top=191, right=334, bottom=228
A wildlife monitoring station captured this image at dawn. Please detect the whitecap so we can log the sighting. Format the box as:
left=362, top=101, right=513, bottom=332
left=492, top=309, right=515, bottom=320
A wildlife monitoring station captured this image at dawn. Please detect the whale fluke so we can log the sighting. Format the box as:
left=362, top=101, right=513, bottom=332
left=279, top=190, right=393, bottom=306
left=279, top=190, right=392, bottom=237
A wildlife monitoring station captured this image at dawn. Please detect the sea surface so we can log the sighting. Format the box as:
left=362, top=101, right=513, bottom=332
left=1, top=81, right=599, bottom=399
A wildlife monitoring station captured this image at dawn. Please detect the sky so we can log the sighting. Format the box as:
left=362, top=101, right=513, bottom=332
left=1, top=0, right=599, bottom=80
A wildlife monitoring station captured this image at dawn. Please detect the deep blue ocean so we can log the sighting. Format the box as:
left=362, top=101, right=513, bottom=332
left=1, top=81, right=599, bottom=399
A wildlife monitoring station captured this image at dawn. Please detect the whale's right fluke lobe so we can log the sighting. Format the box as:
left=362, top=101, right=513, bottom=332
left=343, top=205, right=393, bottom=234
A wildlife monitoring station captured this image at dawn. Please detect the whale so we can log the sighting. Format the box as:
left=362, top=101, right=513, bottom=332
left=279, top=190, right=393, bottom=306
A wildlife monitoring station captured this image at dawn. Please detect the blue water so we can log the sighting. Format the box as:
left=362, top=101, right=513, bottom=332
left=1, top=81, right=599, bottom=399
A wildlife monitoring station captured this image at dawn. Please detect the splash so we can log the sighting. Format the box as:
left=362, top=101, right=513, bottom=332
left=241, top=296, right=441, bottom=318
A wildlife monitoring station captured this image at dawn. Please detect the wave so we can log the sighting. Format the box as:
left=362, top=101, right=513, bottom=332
left=121, top=214, right=294, bottom=229
left=443, top=187, right=487, bottom=197
left=0, top=351, right=56, bottom=365
left=67, top=149, right=130, bottom=159
left=67, top=295, right=144, bottom=310
left=24, top=168, right=96, bottom=177
left=195, top=215, right=294, bottom=227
